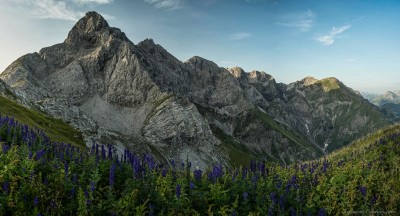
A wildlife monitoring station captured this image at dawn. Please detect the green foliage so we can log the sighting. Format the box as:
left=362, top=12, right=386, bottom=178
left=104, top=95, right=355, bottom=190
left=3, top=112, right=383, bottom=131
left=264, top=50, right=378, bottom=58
left=211, top=125, right=259, bottom=167
left=0, top=115, right=399, bottom=215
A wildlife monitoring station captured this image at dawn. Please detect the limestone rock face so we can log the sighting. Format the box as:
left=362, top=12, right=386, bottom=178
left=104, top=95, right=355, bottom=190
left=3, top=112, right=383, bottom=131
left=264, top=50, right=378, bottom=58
left=0, top=11, right=390, bottom=167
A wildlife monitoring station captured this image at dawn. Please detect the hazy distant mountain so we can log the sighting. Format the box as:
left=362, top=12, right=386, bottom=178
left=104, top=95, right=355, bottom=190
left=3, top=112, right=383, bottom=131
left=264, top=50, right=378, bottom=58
left=362, top=91, right=400, bottom=120
left=0, top=12, right=390, bottom=168
left=362, top=91, right=400, bottom=106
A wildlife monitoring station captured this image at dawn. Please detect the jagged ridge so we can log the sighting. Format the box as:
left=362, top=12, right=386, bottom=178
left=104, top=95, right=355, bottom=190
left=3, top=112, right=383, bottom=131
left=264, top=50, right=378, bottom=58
left=0, top=11, right=391, bottom=168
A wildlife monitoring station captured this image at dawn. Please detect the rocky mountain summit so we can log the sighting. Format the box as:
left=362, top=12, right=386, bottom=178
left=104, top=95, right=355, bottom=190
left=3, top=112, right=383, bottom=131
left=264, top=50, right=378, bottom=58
left=0, top=12, right=390, bottom=168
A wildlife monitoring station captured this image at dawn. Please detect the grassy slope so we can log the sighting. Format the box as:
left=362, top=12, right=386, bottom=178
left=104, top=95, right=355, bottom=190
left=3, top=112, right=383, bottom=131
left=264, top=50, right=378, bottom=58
left=234, top=109, right=323, bottom=164
left=254, top=109, right=323, bottom=156
left=211, top=125, right=264, bottom=167
left=307, top=80, right=390, bottom=151
left=315, top=124, right=400, bottom=213
left=0, top=95, right=85, bottom=146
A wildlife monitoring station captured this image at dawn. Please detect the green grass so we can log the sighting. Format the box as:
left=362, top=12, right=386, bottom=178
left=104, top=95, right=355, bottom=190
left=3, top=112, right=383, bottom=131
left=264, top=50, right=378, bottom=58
left=317, top=77, right=340, bottom=92
left=0, top=95, right=85, bottom=146
left=211, top=125, right=260, bottom=167
left=253, top=109, right=323, bottom=158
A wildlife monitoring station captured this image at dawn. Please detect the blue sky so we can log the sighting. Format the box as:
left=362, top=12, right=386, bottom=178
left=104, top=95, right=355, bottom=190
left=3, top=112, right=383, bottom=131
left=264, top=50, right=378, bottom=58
left=0, top=0, right=399, bottom=93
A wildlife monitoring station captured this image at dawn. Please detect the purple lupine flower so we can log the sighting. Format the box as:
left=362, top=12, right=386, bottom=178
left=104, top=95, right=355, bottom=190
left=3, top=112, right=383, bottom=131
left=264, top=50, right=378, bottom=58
left=108, top=144, right=112, bottom=160
left=91, top=142, right=95, bottom=154
left=101, top=145, right=106, bottom=160
left=133, top=160, right=141, bottom=177
left=270, top=192, right=278, bottom=204
left=268, top=206, right=274, bottom=216
left=181, top=161, right=185, bottom=170
left=250, top=160, right=256, bottom=172
left=33, top=196, right=39, bottom=206
left=260, top=161, right=266, bottom=176
left=72, top=174, right=77, bottom=184
left=64, top=162, right=69, bottom=177
left=3, top=181, right=9, bottom=194
left=95, top=144, right=99, bottom=156
left=70, top=187, right=76, bottom=197
left=252, top=175, right=259, bottom=185
left=29, top=171, right=35, bottom=181
left=276, top=179, right=282, bottom=189
left=90, top=181, right=95, bottom=192
left=175, top=184, right=181, bottom=198
left=149, top=203, right=155, bottom=216
left=278, top=194, right=285, bottom=210
left=243, top=192, right=249, bottom=201
left=171, top=159, right=175, bottom=168
left=318, top=208, right=327, bottom=216
left=208, top=172, right=216, bottom=183
left=359, top=186, right=367, bottom=197
left=84, top=190, right=91, bottom=205
left=290, top=207, right=296, bottom=216
left=50, top=200, right=57, bottom=209
left=370, top=194, right=377, bottom=206
left=161, top=168, right=167, bottom=177
left=212, top=165, right=223, bottom=179
left=109, top=163, right=116, bottom=188
left=2, top=144, right=9, bottom=154
left=194, top=169, right=202, bottom=181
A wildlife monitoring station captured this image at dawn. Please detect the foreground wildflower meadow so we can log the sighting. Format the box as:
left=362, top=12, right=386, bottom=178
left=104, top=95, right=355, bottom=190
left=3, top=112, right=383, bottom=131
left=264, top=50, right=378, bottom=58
left=0, top=115, right=399, bottom=215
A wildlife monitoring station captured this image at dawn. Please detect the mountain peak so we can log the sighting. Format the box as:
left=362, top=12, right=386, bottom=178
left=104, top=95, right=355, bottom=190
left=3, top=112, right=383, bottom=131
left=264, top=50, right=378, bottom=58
left=64, top=11, right=113, bottom=46
left=301, top=76, right=318, bottom=86
left=185, top=56, right=220, bottom=71
left=76, top=11, right=109, bottom=32
left=228, top=67, right=245, bottom=78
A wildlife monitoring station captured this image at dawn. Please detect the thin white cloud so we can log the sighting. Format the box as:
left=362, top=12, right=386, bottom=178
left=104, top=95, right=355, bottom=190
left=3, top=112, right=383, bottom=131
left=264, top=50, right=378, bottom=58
left=73, top=0, right=113, bottom=4
left=8, top=0, right=114, bottom=21
left=32, top=0, right=84, bottom=21
left=220, top=61, right=235, bottom=65
left=316, top=25, right=351, bottom=46
left=276, top=10, right=316, bottom=32
left=229, top=32, right=251, bottom=40
left=245, top=0, right=265, bottom=2
left=144, top=0, right=185, bottom=10
left=346, top=58, right=357, bottom=63
left=351, top=15, right=366, bottom=23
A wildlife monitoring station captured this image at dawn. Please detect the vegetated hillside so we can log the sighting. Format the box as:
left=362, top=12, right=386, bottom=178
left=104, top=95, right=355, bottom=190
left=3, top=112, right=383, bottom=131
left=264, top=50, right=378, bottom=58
left=0, top=114, right=398, bottom=215
left=381, top=103, right=400, bottom=120
left=0, top=87, right=84, bottom=146
left=266, top=76, right=390, bottom=152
